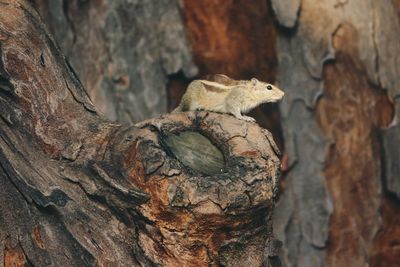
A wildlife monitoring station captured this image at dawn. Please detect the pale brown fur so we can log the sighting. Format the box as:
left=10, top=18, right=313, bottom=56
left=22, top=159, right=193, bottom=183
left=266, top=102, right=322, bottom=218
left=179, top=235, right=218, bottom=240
left=172, top=74, right=285, bottom=122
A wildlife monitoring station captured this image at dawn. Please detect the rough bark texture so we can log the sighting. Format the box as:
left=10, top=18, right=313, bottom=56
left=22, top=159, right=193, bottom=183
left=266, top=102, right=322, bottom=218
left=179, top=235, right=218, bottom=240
left=271, top=0, right=400, bottom=266
left=180, top=0, right=400, bottom=266
left=0, top=1, right=281, bottom=266
left=3, top=0, right=400, bottom=266
left=31, top=0, right=197, bottom=123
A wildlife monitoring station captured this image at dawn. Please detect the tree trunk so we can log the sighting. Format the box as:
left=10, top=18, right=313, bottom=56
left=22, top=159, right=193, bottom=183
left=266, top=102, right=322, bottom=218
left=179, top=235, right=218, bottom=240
left=3, top=0, right=400, bottom=266
left=0, top=1, right=281, bottom=266
left=270, top=0, right=400, bottom=267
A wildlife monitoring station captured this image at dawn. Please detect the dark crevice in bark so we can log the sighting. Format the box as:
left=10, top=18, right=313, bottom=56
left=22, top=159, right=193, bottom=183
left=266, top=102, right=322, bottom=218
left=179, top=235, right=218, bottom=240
left=166, top=70, right=193, bottom=112
left=0, top=48, right=14, bottom=97
left=377, top=128, right=400, bottom=204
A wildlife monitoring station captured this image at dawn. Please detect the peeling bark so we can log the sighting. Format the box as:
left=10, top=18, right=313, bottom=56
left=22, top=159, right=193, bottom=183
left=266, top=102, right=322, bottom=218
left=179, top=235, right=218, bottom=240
left=272, top=0, right=400, bottom=266
left=0, top=1, right=281, bottom=266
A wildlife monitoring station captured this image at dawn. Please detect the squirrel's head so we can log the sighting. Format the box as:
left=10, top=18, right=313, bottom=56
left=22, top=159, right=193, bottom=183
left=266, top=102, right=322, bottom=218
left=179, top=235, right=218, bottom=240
left=251, top=78, right=285, bottom=103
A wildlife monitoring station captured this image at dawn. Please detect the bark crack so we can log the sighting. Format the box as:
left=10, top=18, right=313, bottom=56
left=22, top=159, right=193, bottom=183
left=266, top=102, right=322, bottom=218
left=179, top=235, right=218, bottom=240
left=0, top=162, right=32, bottom=206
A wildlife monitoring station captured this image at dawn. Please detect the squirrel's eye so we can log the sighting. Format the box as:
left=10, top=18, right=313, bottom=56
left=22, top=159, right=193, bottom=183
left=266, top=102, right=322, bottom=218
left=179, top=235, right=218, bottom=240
left=267, top=85, right=273, bottom=90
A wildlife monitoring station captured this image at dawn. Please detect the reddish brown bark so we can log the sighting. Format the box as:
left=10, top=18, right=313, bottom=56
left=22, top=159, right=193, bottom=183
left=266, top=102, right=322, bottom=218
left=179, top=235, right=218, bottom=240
left=3, top=239, right=29, bottom=267
left=369, top=197, right=400, bottom=267
left=316, top=23, right=395, bottom=267
left=181, top=0, right=277, bottom=80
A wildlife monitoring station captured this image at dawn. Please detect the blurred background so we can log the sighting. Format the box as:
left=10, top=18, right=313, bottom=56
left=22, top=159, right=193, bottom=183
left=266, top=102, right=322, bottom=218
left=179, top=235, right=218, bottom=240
left=30, top=0, right=400, bottom=266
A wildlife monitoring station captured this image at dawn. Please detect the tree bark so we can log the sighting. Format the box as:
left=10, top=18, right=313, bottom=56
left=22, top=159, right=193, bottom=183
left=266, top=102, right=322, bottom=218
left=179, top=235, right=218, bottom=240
left=31, top=0, right=197, bottom=124
left=0, top=1, right=281, bottom=266
left=178, top=1, right=400, bottom=266
left=5, top=0, right=400, bottom=266
left=270, top=0, right=400, bottom=267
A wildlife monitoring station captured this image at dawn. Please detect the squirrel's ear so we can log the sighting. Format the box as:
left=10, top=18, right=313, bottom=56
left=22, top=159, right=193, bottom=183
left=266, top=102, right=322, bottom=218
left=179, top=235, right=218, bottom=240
left=251, top=78, right=258, bottom=85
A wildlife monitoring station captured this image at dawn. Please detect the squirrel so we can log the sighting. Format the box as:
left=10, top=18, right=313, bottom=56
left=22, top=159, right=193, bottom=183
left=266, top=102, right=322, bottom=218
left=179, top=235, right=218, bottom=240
left=172, top=74, right=285, bottom=122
